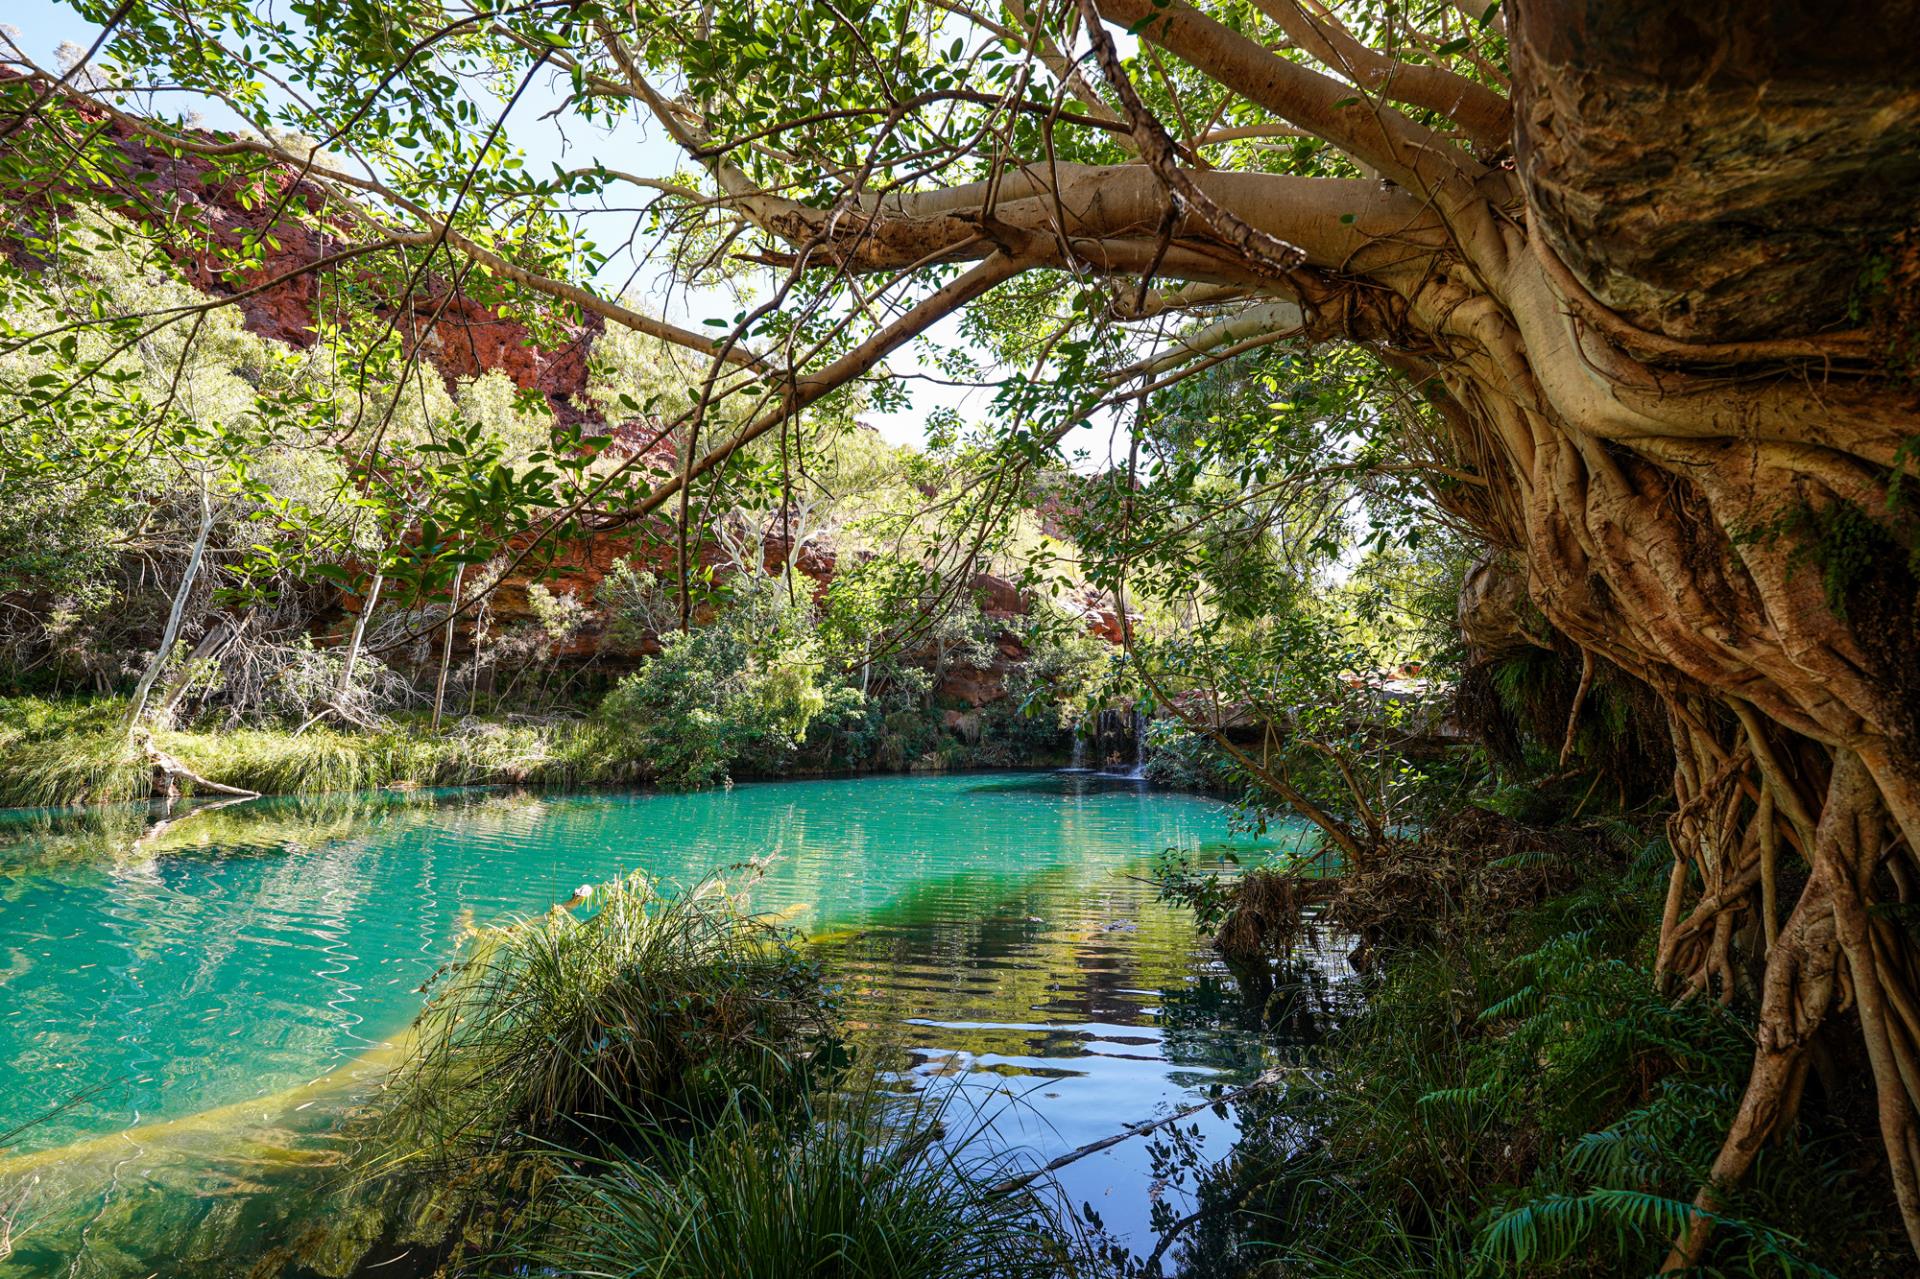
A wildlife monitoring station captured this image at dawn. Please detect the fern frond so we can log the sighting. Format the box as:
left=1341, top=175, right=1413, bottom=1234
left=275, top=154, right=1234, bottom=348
left=1477, top=1188, right=1837, bottom=1279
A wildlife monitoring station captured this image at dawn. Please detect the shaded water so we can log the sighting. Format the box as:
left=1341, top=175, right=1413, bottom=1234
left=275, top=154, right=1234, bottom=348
left=0, top=773, right=1332, bottom=1270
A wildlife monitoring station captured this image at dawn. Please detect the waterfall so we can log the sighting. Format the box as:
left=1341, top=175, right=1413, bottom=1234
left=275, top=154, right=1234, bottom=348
left=1066, top=707, right=1147, bottom=777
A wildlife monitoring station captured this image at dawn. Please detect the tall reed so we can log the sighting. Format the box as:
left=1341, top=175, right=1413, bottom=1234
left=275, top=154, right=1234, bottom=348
left=493, top=1084, right=1078, bottom=1279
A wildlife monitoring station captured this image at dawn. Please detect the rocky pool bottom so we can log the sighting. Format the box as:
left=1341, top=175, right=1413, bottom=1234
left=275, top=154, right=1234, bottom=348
left=0, top=773, right=1344, bottom=1274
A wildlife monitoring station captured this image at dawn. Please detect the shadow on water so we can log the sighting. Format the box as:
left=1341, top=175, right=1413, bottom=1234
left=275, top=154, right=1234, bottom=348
left=960, top=770, right=1154, bottom=798
left=0, top=774, right=1341, bottom=1275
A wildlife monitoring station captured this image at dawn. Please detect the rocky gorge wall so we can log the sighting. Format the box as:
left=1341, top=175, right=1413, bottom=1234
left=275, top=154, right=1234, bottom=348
left=9, top=91, right=1128, bottom=710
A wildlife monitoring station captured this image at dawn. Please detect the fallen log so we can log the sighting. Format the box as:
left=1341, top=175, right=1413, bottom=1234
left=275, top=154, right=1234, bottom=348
left=131, top=727, right=260, bottom=800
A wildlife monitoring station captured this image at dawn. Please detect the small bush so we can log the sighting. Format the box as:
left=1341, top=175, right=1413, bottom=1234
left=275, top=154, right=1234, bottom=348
left=598, top=579, right=856, bottom=787
left=377, top=871, right=839, bottom=1164
left=1142, top=719, right=1244, bottom=794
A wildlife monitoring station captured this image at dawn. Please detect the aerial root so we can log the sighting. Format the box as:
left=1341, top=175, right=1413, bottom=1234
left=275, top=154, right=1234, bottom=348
left=1661, top=746, right=1920, bottom=1267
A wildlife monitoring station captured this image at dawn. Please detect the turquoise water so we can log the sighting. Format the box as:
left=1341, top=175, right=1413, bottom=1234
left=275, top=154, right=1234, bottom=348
left=0, top=773, right=1325, bottom=1269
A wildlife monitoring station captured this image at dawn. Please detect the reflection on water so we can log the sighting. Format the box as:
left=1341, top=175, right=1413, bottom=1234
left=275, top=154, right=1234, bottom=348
left=0, top=773, right=1334, bottom=1272
left=823, top=862, right=1348, bottom=1256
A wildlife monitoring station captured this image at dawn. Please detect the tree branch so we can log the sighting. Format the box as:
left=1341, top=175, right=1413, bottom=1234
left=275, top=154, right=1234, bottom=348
left=1249, top=0, right=1511, bottom=151
left=1074, top=0, right=1307, bottom=277
left=1094, top=0, right=1486, bottom=195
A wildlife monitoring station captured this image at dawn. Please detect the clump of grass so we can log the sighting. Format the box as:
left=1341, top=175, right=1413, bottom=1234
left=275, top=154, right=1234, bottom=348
left=378, top=871, right=839, bottom=1165
left=497, top=1085, right=1077, bottom=1279
left=0, top=697, right=145, bottom=807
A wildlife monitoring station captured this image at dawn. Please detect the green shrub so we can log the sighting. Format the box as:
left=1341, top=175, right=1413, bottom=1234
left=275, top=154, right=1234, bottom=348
left=1142, top=719, right=1245, bottom=794
left=598, top=579, right=858, bottom=787
left=377, top=871, right=839, bottom=1164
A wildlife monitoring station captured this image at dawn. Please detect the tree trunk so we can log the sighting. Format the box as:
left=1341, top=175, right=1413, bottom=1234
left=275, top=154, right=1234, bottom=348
left=469, top=597, right=489, bottom=717
left=124, top=474, right=213, bottom=734
left=156, top=614, right=238, bottom=727
left=432, top=562, right=464, bottom=732
left=134, top=727, right=260, bottom=800
left=337, top=567, right=384, bottom=704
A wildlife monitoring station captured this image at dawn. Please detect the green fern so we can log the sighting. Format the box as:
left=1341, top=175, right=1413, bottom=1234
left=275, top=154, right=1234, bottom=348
left=1477, top=1188, right=1836, bottom=1278
left=1563, top=1082, right=1737, bottom=1187
left=1416, top=1080, right=1500, bottom=1113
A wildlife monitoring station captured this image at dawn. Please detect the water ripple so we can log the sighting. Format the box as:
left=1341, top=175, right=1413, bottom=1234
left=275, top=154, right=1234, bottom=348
left=0, top=773, right=1318, bottom=1260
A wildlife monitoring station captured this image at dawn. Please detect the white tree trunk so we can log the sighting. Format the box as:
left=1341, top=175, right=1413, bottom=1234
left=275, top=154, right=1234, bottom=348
left=157, top=614, right=237, bottom=726
left=336, top=567, right=384, bottom=703
left=124, top=475, right=213, bottom=734
left=432, top=562, right=464, bottom=732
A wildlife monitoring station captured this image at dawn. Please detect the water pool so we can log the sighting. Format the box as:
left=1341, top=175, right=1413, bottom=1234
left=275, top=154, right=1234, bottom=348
left=0, top=772, right=1329, bottom=1271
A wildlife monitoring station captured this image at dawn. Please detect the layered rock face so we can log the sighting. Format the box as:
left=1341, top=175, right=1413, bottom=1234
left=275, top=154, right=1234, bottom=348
left=52, top=93, right=600, bottom=415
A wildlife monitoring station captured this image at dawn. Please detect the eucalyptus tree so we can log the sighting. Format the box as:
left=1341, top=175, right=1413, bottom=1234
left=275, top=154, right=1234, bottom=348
left=3, top=0, right=1917, bottom=1260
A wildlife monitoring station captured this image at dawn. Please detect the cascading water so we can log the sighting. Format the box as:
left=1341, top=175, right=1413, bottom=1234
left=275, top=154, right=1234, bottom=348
left=1070, top=707, right=1150, bottom=779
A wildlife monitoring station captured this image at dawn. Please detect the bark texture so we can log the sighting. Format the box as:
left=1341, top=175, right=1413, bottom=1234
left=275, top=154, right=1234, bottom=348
left=1511, top=0, right=1920, bottom=340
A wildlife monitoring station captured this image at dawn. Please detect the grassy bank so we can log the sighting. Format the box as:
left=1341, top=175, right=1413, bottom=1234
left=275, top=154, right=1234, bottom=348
left=0, top=696, right=609, bottom=807
left=0, top=694, right=1075, bottom=810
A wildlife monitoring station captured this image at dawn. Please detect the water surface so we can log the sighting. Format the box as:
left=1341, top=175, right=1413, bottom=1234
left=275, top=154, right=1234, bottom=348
left=0, top=773, right=1327, bottom=1268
